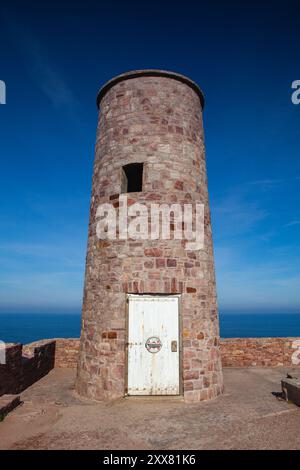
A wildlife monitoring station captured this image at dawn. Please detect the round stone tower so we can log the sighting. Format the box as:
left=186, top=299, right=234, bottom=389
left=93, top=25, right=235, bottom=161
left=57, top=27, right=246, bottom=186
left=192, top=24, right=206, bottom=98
left=76, top=70, right=223, bottom=402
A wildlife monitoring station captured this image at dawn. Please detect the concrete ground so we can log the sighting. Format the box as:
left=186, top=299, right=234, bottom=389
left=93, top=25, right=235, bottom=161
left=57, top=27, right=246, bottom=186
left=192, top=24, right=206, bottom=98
left=0, top=367, right=300, bottom=450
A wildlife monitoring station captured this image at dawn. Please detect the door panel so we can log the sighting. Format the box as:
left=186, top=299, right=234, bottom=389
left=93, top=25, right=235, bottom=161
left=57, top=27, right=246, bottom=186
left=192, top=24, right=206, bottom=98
left=127, top=295, right=180, bottom=395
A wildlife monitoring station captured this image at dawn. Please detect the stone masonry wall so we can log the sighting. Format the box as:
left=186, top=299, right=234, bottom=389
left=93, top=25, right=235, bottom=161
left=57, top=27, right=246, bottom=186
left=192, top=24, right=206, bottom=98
left=22, top=338, right=80, bottom=368
left=53, top=338, right=80, bottom=368
left=1, top=337, right=299, bottom=398
left=0, top=341, right=55, bottom=397
left=221, top=337, right=300, bottom=367
left=21, top=337, right=300, bottom=370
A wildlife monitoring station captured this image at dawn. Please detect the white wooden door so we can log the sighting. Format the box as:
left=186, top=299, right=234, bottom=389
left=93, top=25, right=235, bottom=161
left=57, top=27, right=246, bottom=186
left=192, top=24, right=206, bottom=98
left=127, top=295, right=180, bottom=395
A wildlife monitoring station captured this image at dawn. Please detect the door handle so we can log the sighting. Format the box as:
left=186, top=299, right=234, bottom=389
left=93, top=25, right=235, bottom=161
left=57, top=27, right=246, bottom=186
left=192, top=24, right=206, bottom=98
left=171, top=340, right=177, bottom=352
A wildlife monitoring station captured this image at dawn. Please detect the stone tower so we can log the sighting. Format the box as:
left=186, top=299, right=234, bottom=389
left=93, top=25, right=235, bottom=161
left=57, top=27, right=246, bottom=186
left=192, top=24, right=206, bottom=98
left=76, top=70, right=223, bottom=402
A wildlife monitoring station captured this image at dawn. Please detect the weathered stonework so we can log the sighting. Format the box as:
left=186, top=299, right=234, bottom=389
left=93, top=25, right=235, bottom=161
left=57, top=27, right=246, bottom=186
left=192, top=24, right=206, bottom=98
left=53, top=339, right=80, bottom=368
left=75, top=70, right=224, bottom=402
left=221, top=337, right=300, bottom=367
left=0, top=341, right=55, bottom=397
left=1, top=336, right=300, bottom=395
left=19, top=337, right=300, bottom=370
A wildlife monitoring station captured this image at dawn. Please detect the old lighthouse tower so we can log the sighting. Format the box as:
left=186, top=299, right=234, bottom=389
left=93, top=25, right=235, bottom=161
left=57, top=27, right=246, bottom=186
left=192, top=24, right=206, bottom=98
left=76, top=70, right=223, bottom=402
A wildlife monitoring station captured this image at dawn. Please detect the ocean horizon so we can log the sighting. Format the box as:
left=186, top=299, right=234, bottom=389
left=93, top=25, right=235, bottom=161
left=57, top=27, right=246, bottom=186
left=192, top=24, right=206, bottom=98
left=1, top=312, right=300, bottom=345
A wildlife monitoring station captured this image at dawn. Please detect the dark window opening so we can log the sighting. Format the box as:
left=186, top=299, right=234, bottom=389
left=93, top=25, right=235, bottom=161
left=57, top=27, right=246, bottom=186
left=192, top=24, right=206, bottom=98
left=122, top=163, right=144, bottom=193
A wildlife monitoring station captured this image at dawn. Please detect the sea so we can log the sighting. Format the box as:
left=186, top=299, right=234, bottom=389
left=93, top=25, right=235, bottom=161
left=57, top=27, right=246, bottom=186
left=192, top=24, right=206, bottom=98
left=1, top=312, right=300, bottom=345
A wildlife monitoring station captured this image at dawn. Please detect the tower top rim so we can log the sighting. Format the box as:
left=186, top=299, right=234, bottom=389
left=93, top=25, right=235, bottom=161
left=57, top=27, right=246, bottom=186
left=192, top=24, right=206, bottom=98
left=96, top=69, right=205, bottom=109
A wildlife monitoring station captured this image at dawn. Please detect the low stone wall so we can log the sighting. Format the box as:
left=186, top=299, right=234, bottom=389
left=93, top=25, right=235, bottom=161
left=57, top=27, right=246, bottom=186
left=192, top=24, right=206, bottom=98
left=1, top=337, right=300, bottom=397
left=0, top=341, right=55, bottom=397
left=21, top=338, right=80, bottom=368
left=24, top=337, right=300, bottom=369
left=221, top=337, right=300, bottom=367
left=53, top=339, right=80, bottom=368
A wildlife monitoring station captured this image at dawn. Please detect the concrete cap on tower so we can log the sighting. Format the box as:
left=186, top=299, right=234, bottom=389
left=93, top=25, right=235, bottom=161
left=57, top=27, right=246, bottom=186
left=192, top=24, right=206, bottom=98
left=96, top=69, right=205, bottom=109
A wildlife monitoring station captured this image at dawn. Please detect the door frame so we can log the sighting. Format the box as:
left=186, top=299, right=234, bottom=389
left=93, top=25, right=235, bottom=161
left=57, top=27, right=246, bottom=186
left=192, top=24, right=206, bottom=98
left=124, top=293, right=183, bottom=397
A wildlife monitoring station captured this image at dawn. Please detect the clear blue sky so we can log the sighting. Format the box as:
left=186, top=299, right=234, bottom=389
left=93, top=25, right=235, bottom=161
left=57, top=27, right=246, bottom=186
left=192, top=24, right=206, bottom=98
left=0, top=0, right=299, bottom=314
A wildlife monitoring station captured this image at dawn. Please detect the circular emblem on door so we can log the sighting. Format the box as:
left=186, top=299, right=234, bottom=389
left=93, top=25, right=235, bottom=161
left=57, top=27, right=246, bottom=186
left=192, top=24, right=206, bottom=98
left=145, top=336, right=162, bottom=353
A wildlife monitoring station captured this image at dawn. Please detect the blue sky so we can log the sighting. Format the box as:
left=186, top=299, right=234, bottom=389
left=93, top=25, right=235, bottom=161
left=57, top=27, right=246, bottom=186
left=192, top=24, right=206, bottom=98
left=0, top=0, right=299, bottom=314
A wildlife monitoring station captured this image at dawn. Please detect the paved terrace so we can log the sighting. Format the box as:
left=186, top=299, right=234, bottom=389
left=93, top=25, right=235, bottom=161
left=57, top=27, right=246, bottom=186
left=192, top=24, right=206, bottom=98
left=0, top=367, right=300, bottom=450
